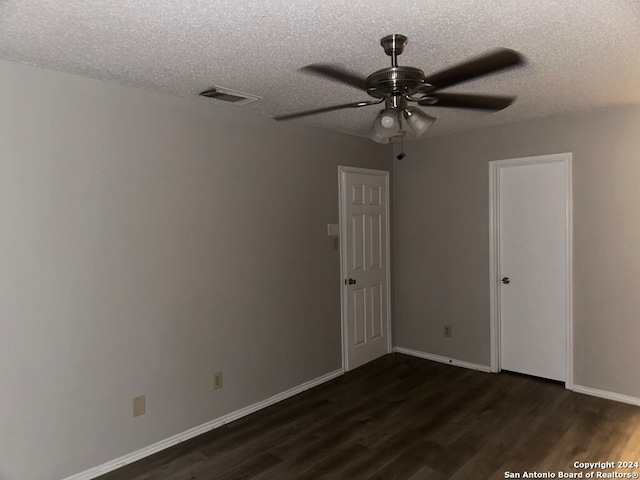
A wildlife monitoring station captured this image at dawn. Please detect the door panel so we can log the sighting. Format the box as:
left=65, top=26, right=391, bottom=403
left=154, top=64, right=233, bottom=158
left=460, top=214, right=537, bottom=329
left=499, top=161, right=567, bottom=381
left=371, top=284, right=383, bottom=339
left=340, top=168, right=390, bottom=370
left=351, top=214, right=365, bottom=271
left=353, top=287, right=366, bottom=345
left=369, top=214, right=382, bottom=268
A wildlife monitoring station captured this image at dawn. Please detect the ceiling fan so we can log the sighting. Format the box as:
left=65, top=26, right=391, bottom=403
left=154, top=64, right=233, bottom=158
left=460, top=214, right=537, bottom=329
left=273, top=34, right=525, bottom=143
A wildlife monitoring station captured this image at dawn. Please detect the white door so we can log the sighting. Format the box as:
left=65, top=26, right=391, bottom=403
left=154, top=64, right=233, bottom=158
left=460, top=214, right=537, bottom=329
left=339, top=166, right=391, bottom=371
left=491, top=154, right=572, bottom=382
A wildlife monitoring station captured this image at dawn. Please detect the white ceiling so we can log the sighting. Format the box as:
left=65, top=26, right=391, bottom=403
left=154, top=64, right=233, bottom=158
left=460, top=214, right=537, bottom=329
left=1, top=0, right=639, bottom=138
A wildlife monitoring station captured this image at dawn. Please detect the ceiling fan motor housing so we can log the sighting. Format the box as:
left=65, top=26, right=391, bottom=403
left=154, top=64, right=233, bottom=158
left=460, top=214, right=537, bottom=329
left=367, top=34, right=429, bottom=98
left=366, top=66, right=426, bottom=98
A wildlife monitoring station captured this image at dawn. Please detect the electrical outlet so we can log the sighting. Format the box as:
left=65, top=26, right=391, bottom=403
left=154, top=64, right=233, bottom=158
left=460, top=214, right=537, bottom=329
left=213, top=371, right=223, bottom=390
left=444, top=325, right=452, bottom=337
left=133, top=395, right=146, bottom=417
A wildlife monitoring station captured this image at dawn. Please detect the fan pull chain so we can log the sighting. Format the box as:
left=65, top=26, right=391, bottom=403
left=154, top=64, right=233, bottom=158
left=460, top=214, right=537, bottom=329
left=397, top=134, right=406, bottom=160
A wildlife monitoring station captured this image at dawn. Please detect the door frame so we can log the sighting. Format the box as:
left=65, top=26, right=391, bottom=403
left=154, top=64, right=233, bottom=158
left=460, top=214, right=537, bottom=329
left=338, top=165, right=392, bottom=372
left=488, top=153, right=573, bottom=388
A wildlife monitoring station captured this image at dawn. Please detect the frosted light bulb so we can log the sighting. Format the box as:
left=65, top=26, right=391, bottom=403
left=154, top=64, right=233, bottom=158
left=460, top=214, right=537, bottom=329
left=373, top=109, right=400, bottom=137
left=380, top=115, right=396, bottom=128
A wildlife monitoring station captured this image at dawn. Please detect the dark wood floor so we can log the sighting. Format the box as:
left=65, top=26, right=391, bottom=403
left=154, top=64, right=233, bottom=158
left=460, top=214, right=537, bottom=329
left=97, top=354, right=640, bottom=480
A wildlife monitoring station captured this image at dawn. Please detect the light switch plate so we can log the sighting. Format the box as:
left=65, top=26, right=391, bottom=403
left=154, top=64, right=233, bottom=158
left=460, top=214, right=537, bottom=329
left=213, top=371, right=223, bottom=390
left=133, top=395, right=146, bottom=417
left=327, top=223, right=339, bottom=237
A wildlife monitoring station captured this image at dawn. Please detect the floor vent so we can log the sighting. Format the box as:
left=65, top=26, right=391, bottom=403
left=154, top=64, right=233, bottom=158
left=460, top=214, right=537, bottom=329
left=199, top=87, right=260, bottom=105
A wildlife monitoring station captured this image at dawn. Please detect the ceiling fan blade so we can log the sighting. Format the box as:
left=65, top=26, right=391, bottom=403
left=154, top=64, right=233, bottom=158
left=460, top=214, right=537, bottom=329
left=273, top=100, right=380, bottom=121
left=420, top=48, right=524, bottom=91
left=419, top=93, right=516, bottom=111
left=299, top=64, right=368, bottom=91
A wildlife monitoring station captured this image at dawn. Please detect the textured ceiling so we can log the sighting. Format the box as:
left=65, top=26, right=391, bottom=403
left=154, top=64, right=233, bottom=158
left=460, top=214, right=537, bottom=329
left=1, top=0, right=639, bottom=138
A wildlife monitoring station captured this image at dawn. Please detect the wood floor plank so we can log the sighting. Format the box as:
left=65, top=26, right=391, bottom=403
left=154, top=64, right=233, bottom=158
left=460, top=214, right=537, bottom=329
left=97, top=354, right=640, bottom=480
left=407, top=465, right=445, bottom=480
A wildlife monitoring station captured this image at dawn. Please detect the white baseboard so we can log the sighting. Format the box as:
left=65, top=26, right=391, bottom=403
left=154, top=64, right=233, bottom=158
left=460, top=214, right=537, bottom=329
left=62, top=368, right=344, bottom=480
left=572, top=384, right=640, bottom=407
left=396, top=348, right=640, bottom=407
left=394, top=347, right=492, bottom=373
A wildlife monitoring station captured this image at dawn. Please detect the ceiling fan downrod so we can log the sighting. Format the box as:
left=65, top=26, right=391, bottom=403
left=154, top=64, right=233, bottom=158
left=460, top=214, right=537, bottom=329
left=380, top=34, right=408, bottom=67
left=366, top=35, right=426, bottom=98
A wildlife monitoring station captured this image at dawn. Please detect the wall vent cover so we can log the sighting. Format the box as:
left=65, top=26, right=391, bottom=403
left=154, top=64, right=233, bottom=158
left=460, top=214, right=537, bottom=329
left=199, top=87, right=260, bottom=105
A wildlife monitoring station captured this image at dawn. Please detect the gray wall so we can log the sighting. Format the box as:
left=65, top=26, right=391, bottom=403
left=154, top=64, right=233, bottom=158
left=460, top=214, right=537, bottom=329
left=0, top=59, right=391, bottom=480
left=393, top=105, right=640, bottom=398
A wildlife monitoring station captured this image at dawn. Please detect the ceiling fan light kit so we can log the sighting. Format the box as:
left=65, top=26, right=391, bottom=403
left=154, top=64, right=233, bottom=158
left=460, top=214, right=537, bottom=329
left=373, top=108, right=401, bottom=136
left=274, top=34, right=525, bottom=146
left=404, top=108, right=436, bottom=138
left=369, top=129, right=392, bottom=144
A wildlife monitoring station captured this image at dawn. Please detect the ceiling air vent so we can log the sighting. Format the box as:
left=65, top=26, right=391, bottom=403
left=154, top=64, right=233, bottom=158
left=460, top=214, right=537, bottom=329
left=199, top=87, right=260, bottom=106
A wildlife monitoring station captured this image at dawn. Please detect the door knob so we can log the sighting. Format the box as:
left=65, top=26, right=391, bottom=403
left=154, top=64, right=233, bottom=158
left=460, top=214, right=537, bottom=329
left=502, top=277, right=510, bottom=284
left=348, top=278, right=357, bottom=285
